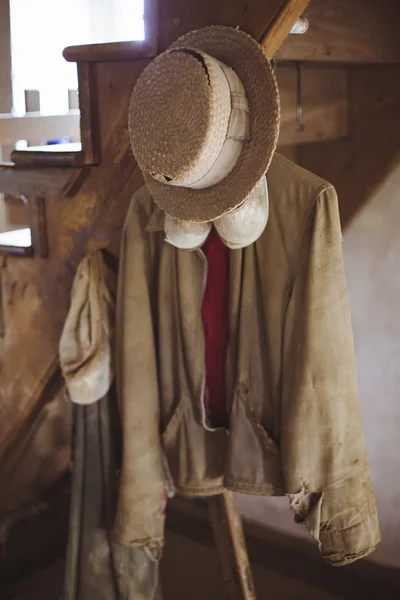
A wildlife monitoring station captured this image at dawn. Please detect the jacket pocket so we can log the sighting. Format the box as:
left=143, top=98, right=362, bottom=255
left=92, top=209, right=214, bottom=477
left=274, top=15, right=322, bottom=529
left=160, top=397, right=226, bottom=494
left=225, top=384, right=284, bottom=494
left=161, top=400, right=187, bottom=450
left=243, top=390, right=280, bottom=456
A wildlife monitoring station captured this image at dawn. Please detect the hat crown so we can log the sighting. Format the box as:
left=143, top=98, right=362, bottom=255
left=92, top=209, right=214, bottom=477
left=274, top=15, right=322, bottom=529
left=129, top=48, right=244, bottom=187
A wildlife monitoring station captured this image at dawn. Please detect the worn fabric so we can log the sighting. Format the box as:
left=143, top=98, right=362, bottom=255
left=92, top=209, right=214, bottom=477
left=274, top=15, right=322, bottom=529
left=114, top=153, right=381, bottom=566
left=64, top=395, right=121, bottom=600
left=62, top=251, right=160, bottom=600
left=63, top=393, right=160, bottom=600
left=59, top=250, right=117, bottom=405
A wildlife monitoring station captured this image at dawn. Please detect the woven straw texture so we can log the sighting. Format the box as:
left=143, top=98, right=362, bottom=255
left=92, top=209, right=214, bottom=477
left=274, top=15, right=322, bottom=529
left=129, top=25, right=280, bottom=223
left=130, top=49, right=231, bottom=186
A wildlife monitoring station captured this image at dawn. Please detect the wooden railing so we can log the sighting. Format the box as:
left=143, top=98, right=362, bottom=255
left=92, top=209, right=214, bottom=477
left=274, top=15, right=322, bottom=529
left=7, top=62, right=99, bottom=168
left=0, top=113, right=80, bottom=159
left=0, top=86, right=80, bottom=164
left=0, top=165, right=80, bottom=255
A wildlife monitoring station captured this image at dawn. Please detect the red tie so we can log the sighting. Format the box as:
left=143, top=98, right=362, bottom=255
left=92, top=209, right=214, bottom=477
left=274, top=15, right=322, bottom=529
left=201, top=227, right=230, bottom=429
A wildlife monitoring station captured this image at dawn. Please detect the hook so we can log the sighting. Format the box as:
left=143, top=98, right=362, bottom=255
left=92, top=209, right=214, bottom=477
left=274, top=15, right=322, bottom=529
left=295, top=61, right=305, bottom=132
left=290, top=17, right=309, bottom=35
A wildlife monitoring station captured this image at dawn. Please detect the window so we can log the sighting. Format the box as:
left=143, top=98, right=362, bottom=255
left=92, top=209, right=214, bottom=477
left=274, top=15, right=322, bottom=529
left=1, top=1, right=145, bottom=255
left=0, top=194, right=30, bottom=248
left=0, top=194, right=47, bottom=257
left=10, top=0, right=144, bottom=116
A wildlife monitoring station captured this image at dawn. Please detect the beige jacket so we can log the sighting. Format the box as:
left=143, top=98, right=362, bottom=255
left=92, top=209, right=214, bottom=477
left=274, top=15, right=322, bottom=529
left=114, top=153, right=380, bottom=566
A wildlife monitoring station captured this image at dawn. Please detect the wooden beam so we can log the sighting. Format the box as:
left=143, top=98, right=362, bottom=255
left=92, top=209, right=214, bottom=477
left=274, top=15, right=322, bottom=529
left=0, top=165, right=77, bottom=197
left=0, top=357, right=63, bottom=475
left=0, top=114, right=80, bottom=147
left=275, top=0, right=400, bottom=64
left=261, top=0, right=310, bottom=59
left=10, top=150, right=87, bottom=168
left=28, top=196, right=48, bottom=258
left=63, top=41, right=156, bottom=64
left=76, top=62, right=99, bottom=165
left=208, top=493, right=256, bottom=600
left=276, top=65, right=348, bottom=145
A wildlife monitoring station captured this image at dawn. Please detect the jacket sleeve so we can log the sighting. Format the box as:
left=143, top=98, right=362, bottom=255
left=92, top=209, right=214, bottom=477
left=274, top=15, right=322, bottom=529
left=281, top=185, right=381, bottom=566
left=113, top=190, right=166, bottom=555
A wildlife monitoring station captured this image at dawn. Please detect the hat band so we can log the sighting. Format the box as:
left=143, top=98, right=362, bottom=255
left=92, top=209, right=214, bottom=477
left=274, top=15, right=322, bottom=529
left=172, top=54, right=250, bottom=190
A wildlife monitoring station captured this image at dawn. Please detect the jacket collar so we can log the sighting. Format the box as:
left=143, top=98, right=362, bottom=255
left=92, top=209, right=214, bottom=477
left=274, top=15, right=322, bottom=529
left=146, top=205, right=165, bottom=232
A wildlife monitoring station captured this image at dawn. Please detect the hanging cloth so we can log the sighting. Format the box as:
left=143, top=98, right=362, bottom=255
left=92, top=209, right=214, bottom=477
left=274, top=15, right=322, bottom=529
left=60, top=249, right=160, bottom=600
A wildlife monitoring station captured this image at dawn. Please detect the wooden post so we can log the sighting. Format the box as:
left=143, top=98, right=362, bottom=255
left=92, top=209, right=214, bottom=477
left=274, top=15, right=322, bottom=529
left=28, top=195, right=48, bottom=258
left=208, top=492, right=257, bottom=600
left=261, top=0, right=310, bottom=58
left=77, top=61, right=100, bottom=165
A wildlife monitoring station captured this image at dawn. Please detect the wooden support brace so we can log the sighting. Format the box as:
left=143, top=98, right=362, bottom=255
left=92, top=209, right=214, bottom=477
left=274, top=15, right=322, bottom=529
left=261, top=0, right=310, bottom=59
left=28, top=196, right=48, bottom=258
left=208, top=492, right=257, bottom=600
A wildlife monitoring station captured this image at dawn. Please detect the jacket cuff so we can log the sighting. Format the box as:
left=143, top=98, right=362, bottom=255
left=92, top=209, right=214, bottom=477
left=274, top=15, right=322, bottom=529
left=113, top=495, right=166, bottom=558
left=316, top=510, right=381, bottom=567
left=303, top=493, right=381, bottom=566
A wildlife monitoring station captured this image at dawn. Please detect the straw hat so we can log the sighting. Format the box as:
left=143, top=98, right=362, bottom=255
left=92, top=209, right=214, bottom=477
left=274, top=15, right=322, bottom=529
left=129, top=25, right=280, bottom=223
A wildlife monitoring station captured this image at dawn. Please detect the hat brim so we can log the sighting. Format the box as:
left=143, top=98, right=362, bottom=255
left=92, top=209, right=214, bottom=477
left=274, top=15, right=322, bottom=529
left=139, top=26, right=280, bottom=223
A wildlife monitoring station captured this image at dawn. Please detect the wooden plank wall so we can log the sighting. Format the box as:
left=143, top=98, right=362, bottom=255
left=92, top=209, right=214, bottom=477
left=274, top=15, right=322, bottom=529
left=0, top=0, right=12, bottom=113
left=275, top=0, right=400, bottom=63
left=276, top=66, right=348, bottom=145
left=156, top=0, right=285, bottom=50
left=0, top=114, right=80, bottom=148
left=299, top=65, right=400, bottom=226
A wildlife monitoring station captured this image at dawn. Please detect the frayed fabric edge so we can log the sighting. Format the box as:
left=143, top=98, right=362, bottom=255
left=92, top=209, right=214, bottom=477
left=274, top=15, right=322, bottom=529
left=114, top=538, right=164, bottom=562
left=302, top=492, right=381, bottom=567
left=323, top=542, right=381, bottom=567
